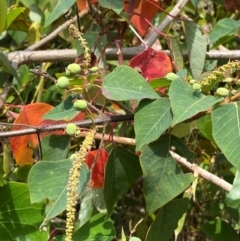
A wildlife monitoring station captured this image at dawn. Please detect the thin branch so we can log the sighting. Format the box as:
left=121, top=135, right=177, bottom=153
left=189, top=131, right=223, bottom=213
left=0, top=114, right=134, bottom=138
left=144, top=0, right=189, bottom=47
left=80, top=131, right=136, bottom=145
left=169, top=151, right=232, bottom=192
left=25, top=10, right=88, bottom=51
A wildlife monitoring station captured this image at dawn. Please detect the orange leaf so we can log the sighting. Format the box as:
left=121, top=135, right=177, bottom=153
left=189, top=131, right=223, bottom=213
left=124, top=0, right=161, bottom=37
left=129, top=47, right=173, bottom=81
left=84, top=148, right=108, bottom=189
left=10, top=103, right=54, bottom=166
left=10, top=102, right=86, bottom=166
left=77, top=0, right=98, bottom=11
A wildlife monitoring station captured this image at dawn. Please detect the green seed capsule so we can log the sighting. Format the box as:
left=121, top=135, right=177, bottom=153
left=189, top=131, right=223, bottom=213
left=216, top=87, right=229, bottom=97
left=65, top=123, right=77, bottom=136
left=57, top=76, right=69, bottom=89
left=74, top=100, right=88, bottom=111
left=189, top=79, right=196, bottom=85
left=192, top=83, right=201, bottom=91
left=223, top=77, right=232, bottom=83
left=66, top=63, right=81, bottom=76
left=89, top=66, right=99, bottom=73
left=165, top=72, right=179, bottom=81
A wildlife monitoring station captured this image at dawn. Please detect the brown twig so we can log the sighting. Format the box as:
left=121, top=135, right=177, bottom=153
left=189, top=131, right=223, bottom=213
left=0, top=114, right=134, bottom=138
left=25, top=10, right=88, bottom=51
left=7, top=49, right=240, bottom=65
left=169, top=151, right=232, bottom=192
left=79, top=131, right=136, bottom=145
left=144, top=0, right=189, bottom=47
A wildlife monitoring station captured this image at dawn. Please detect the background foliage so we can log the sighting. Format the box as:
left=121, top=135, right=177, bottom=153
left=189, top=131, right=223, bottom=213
left=0, top=0, right=240, bottom=240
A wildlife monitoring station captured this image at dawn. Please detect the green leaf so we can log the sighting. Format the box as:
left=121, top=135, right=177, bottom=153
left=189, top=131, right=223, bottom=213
left=197, top=114, right=216, bottom=145
left=201, top=219, right=239, bottom=241
left=167, top=37, right=184, bottom=71
left=135, top=99, right=173, bottom=151
left=104, top=146, right=142, bottom=215
left=148, top=78, right=171, bottom=90
left=73, top=213, right=116, bottom=241
left=43, top=95, right=79, bottom=121
left=212, top=103, right=240, bottom=171
left=146, top=198, right=189, bottom=241
left=41, top=134, right=70, bottom=161
left=0, top=52, right=20, bottom=81
left=209, top=18, right=240, bottom=46
left=44, top=0, right=75, bottom=27
left=140, top=135, right=194, bottom=214
left=185, top=21, right=208, bottom=80
left=129, top=237, right=142, bottom=241
left=0, top=0, right=7, bottom=33
left=0, top=182, right=48, bottom=241
left=102, top=65, right=160, bottom=101
left=226, top=171, right=240, bottom=208
left=98, top=0, right=123, bottom=14
left=191, top=0, right=199, bottom=8
left=28, top=160, right=89, bottom=220
left=78, top=190, right=95, bottom=227
left=7, top=7, right=25, bottom=28
left=176, top=69, right=187, bottom=78
left=169, top=79, right=223, bottom=126
left=171, top=123, right=190, bottom=138
left=54, top=213, right=116, bottom=241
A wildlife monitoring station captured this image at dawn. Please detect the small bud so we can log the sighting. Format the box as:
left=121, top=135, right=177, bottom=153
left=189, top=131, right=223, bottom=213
left=192, top=83, right=201, bottom=91
left=216, top=87, right=229, bottom=97
left=189, top=79, right=196, bottom=85
left=165, top=72, right=179, bottom=81
left=65, top=123, right=77, bottom=136
left=223, top=77, right=232, bottom=83
left=57, top=76, right=69, bottom=89
left=89, top=66, right=99, bottom=73
left=73, top=100, right=87, bottom=111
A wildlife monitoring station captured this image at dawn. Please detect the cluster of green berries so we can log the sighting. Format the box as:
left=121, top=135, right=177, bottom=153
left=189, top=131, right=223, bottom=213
left=57, top=63, right=99, bottom=89
left=189, top=78, right=230, bottom=97
left=57, top=63, right=82, bottom=89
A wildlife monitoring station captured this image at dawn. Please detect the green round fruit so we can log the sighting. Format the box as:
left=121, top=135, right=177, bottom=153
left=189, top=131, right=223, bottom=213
left=223, top=77, right=232, bottom=83
left=216, top=87, right=229, bottom=97
left=66, top=63, right=81, bottom=76
left=57, top=76, right=69, bottom=89
left=192, top=83, right=201, bottom=91
left=89, top=66, right=99, bottom=73
left=65, top=123, right=77, bottom=136
left=69, top=153, right=77, bottom=160
left=189, top=79, right=196, bottom=85
left=166, top=72, right=179, bottom=81
left=74, top=100, right=87, bottom=111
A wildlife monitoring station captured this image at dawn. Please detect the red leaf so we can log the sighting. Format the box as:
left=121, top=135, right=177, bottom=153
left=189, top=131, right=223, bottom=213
left=224, top=0, right=240, bottom=12
left=124, top=0, right=160, bottom=37
left=84, top=148, right=108, bottom=189
left=129, top=47, right=173, bottom=81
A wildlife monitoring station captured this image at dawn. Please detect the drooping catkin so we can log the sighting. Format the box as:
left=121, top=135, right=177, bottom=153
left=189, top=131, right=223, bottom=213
left=69, top=24, right=91, bottom=76
left=65, top=128, right=96, bottom=241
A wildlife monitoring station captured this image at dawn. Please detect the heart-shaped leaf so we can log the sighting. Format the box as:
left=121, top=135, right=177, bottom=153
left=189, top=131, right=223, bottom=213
left=102, top=65, right=160, bottom=101
left=212, top=103, right=240, bottom=171
left=28, top=160, right=89, bottom=220
left=169, top=79, right=223, bottom=126
left=135, top=99, right=173, bottom=151
left=140, top=135, right=194, bottom=214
